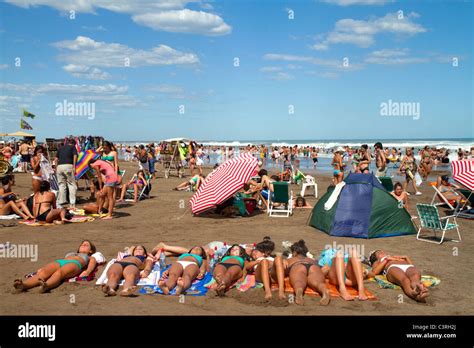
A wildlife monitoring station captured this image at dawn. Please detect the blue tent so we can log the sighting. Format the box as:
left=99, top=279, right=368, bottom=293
left=309, top=173, right=416, bottom=238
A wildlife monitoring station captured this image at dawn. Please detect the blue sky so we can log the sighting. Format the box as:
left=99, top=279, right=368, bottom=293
left=0, top=0, right=472, bottom=142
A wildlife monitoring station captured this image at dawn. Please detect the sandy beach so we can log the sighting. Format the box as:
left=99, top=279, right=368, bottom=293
left=1, top=160, right=472, bottom=316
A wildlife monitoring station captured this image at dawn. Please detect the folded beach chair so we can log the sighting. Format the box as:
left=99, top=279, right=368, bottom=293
left=414, top=203, right=461, bottom=244
left=268, top=182, right=293, bottom=217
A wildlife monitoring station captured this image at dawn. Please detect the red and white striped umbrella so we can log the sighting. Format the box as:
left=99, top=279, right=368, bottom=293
left=451, top=159, right=474, bottom=191
left=190, top=153, right=258, bottom=215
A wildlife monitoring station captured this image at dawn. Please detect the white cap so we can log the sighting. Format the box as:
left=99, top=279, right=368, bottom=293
left=336, top=147, right=345, bottom=153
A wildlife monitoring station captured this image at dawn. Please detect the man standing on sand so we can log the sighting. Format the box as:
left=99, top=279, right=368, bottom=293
left=54, top=138, right=78, bottom=208
left=19, top=140, right=32, bottom=173
left=374, top=142, right=387, bottom=177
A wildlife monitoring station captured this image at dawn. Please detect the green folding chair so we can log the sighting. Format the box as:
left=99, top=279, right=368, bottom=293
left=415, top=203, right=461, bottom=244
left=268, top=182, right=293, bottom=217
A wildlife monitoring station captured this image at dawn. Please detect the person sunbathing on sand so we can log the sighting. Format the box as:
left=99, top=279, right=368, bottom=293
left=246, top=237, right=285, bottom=300
left=280, top=240, right=330, bottom=306
left=33, top=180, right=69, bottom=224
left=436, top=175, right=463, bottom=206
left=0, top=175, right=34, bottom=220
left=117, top=170, right=147, bottom=202
left=102, top=245, right=154, bottom=297
left=158, top=246, right=207, bottom=295
left=317, top=247, right=368, bottom=301
left=173, top=174, right=204, bottom=191
left=13, top=240, right=96, bottom=293
left=213, top=244, right=251, bottom=296
left=369, top=250, right=429, bottom=302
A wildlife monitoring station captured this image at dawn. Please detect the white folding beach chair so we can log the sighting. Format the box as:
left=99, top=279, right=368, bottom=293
left=430, top=185, right=457, bottom=211
left=297, top=171, right=318, bottom=198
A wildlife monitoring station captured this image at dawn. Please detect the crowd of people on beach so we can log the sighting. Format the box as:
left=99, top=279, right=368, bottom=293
left=1, top=135, right=472, bottom=305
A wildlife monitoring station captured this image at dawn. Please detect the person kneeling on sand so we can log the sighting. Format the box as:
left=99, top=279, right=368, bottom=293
left=369, top=250, right=429, bottom=302
left=213, top=244, right=251, bottom=296
left=317, top=247, right=368, bottom=301
left=14, top=240, right=97, bottom=293
left=279, top=240, right=330, bottom=306
left=102, top=245, right=154, bottom=297
left=158, top=246, right=207, bottom=295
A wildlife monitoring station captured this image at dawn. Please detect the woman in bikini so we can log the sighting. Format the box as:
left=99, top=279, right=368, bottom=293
left=117, top=170, right=147, bottom=202
left=90, top=159, right=118, bottom=220
left=419, top=146, right=432, bottom=180
left=398, top=148, right=421, bottom=195
left=212, top=244, right=251, bottom=296
left=317, top=247, right=368, bottom=301
left=13, top=240, right=97, bottom=293
left=369, top=250, right=429, bottom=302
left=357, top=146, right=371, bottom=174
left=0, top=175, right=35, bottom=220
left=158, top=246, right=207, bottom=295
left=102, top=245, right=154, bottom=297
left=279, top=239, right=330, bottom=306
left=173, top=174, right=204, bottom=191
left=97, top=141, right=119, bottom=173
left=33, top=180, right=68, bottom=224
left=246, top=237, right=285, bottom=300
left=30, top=145, right=45, bottom=193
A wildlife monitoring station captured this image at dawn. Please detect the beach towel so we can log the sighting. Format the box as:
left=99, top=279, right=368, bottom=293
left=140, top=266, right=213, bottom=296
left=18, top=216, right=94, bottom=226
left=324, top=181, right=345, bottom=211
left=271, top=278, right=377, bottom=300
left=96, top=258, right=159, bottom=287
left=0, top=214, right=20, bottom=220
left=371, top=275, right=440, bottom=289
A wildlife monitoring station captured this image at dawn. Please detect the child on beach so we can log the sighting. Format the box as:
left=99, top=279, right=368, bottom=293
left=390, top=182, right=409, bottom=211
left=369, top=250, right=429, bottom=302
left=331, top=149, right=344, bottom=184
left=13, top=240, right=97, bottom=293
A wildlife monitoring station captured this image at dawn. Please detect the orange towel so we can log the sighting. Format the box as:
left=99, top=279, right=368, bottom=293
left=271, top=278, right=376, bottom=300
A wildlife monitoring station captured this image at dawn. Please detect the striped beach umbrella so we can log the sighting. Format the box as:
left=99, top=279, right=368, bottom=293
left=451, top=159, right=474, bottom=191
left=190, top=153, right=258, bottom=215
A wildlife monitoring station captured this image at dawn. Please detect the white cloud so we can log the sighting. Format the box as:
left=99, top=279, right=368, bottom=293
left=4, top=1, right=230, bottom=36
left=263, top=53, right=363, bottom=71
left=259, top=66, right=283, bottom=73
left=53, top=36, right=199, bottom=76
left=365, top=48, right=429, bottom=65
left=313, top=12, right=427, bottom=50
left=269, top=72, right=294, bottom=81
left=132, top=9, right=231, bottom=36
left=63, top=64, right=111, bottom=80
left=321, top=0, right=392, bottom=6
left=81, top=25, right=107, bottom=31
left=0, top=64, right=9, bottom=69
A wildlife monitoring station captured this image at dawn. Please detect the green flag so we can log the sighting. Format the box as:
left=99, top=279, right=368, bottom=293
left=23, top=109, right=36, bottom=119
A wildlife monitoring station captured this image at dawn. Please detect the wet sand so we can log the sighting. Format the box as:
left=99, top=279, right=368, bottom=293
left=1, top=161, right=473, bottom=315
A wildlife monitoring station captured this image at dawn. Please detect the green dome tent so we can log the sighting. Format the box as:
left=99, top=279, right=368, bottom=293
left=309, top=173, right=416, bottom=238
